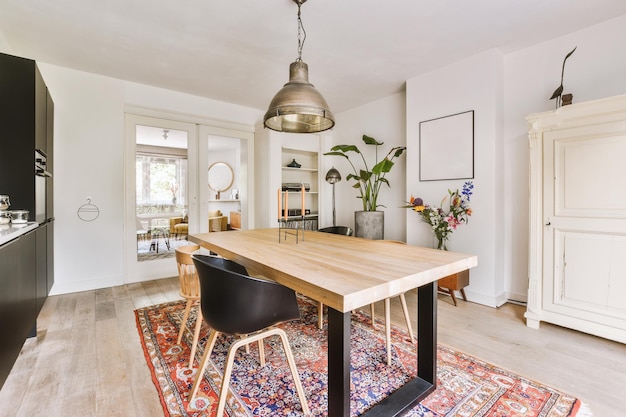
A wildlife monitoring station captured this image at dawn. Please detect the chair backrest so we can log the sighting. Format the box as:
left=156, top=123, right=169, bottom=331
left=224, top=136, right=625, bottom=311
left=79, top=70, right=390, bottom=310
left=192, top=254, right=300, bottom=335
left=318, top=226, right=354, bottom=236
left=175, top=245, right=201, bottom=298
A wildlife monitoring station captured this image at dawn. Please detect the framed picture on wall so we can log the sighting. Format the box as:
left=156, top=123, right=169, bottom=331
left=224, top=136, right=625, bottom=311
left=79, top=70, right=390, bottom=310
left=419, top=110, right=474, bottom=181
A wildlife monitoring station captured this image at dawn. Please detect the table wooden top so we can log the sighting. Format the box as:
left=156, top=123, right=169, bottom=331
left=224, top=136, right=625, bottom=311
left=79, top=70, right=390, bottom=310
left=189, top=228, right=478, bottom=313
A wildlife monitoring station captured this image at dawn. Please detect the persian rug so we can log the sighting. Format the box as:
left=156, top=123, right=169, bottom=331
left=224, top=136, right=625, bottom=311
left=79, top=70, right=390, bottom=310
left=135, top=297, right=592, bottom=417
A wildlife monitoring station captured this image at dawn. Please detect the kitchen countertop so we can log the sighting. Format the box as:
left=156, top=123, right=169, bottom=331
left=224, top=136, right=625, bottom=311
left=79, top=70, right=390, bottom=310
left=0, top=222, right=38, bottom=246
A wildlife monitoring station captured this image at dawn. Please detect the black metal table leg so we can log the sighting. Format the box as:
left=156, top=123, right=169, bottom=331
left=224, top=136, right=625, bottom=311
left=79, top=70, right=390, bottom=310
left=327, top=282, right=437, bottom=417
left=327, top=308, right=351, bottom=417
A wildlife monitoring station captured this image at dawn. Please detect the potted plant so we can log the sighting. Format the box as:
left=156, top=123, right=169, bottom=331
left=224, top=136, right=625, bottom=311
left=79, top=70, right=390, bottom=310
left=325, top=134, right=406, bottom=239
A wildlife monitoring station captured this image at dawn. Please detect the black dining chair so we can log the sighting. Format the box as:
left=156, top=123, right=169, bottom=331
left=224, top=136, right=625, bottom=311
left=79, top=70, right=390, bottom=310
left=318, top=225, right=353, bottom=236
left=188, top=255, right=309, bottom=416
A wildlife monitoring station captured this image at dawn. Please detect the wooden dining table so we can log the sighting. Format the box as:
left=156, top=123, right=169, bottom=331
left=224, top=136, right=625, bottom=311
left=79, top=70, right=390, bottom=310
left=189, top=228, right=477, bottom=417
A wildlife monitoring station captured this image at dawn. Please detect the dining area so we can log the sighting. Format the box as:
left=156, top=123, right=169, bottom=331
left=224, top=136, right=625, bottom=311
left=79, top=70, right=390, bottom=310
left=166, top=227, right=477, bottom=417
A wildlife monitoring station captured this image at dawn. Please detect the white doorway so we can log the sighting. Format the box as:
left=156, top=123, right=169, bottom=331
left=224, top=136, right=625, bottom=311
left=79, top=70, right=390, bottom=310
left=124, top=114, right=198, bottom=282
left=124, top=114, right=255, bottom=283
left=199, top=126, right=253, bottom=232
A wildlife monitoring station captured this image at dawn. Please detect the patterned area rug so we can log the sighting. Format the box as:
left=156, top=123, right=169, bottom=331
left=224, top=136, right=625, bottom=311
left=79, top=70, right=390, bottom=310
left=135, top=298, right=591, bottom=417
left=137, top=237, right=191, bottom=262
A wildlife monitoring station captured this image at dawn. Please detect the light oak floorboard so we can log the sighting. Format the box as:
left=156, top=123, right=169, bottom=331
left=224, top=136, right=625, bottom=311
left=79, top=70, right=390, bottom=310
left=0, top=278, right=623, bottom=416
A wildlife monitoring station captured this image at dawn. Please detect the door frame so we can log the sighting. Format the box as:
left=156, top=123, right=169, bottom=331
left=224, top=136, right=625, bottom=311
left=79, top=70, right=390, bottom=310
left=123, top=110, right=255, bottom=284
left=124, top=114, right=198, bottom=283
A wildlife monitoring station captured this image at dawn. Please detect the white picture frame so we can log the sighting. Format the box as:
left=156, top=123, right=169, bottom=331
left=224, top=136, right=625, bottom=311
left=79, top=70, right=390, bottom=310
left=419, top=110, right=474, bottom=181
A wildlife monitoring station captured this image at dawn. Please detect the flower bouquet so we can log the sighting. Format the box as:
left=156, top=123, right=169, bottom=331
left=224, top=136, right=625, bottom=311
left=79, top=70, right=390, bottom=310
left=405, top=181, right=474, bottom=250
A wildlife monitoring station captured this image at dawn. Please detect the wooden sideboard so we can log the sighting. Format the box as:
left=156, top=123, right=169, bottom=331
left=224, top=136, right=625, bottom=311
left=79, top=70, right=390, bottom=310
left=230, top=211, right=241, bottom=230
left=438, top=270, right=469, bottom=306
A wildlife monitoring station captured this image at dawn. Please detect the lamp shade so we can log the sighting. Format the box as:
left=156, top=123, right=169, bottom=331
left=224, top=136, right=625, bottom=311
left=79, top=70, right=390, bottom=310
left=325, top=167, right=341, bottom=184
left=264, top=61, right=335, bottom=133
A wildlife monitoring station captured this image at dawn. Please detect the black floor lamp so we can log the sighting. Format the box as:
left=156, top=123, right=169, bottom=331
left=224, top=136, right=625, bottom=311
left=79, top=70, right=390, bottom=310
left=325, top=167, right=341, bottom=227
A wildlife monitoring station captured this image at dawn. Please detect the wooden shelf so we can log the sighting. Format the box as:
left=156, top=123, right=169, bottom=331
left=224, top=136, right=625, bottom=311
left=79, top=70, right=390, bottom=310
left=282, top=167, right=318, bottom=173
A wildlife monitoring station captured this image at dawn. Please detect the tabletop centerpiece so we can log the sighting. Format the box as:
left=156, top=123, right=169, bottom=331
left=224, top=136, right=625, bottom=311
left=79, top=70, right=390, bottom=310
left=405, top=181, right=474, bottom=250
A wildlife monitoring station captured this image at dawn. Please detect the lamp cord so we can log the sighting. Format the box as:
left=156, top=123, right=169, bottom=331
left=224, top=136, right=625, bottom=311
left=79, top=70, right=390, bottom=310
left=296, top=1, right=307, bottom=62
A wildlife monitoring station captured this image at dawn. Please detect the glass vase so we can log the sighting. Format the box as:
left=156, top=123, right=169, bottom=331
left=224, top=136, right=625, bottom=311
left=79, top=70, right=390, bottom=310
left=436, top=236, right=448, bottom=251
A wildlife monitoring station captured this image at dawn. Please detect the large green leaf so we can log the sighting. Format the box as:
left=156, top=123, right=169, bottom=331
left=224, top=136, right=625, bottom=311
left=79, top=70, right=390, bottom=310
left=392, top=147, right=406, bottom=158
left=362, top=135, right=383, bottom=146
left=323, top=151, right=349, bottom=159
left=372, top=159, right=394, bottom=175
left=328, top=144, right=361, bottom=154
left=359, top=170, right=372, bottom=181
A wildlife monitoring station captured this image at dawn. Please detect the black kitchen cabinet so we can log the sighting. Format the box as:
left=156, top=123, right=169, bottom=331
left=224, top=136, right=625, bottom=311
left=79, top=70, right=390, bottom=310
left=0, top=52, right=54, bottom=390
left=46, top=91, right=54, bottom=220
left=36, top=225, right=47, bottom=314
left=0, top=52, right=50, bottom=221
left=0, top=231, right=37, bottom=388
left=46, top=221, right=54, bottom=294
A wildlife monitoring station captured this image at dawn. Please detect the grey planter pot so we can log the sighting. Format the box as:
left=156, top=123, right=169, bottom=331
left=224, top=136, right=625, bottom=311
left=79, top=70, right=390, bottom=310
left=354, top=211, right=384, bottom=240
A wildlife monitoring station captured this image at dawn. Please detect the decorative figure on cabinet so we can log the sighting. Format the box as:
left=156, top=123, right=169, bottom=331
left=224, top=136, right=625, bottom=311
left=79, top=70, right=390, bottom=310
left=549, top=46, right=577, bottom=109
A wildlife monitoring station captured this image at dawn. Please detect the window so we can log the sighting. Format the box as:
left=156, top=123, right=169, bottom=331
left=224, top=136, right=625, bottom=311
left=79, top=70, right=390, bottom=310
left=136, top=151, right=188, bottom=214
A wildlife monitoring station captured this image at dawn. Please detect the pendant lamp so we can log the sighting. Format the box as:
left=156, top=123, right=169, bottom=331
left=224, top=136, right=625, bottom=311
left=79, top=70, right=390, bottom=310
left=264, top=0, right=335, bottom=133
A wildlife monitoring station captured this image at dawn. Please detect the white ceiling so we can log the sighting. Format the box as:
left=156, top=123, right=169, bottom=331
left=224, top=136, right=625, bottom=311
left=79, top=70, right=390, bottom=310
left=2, top=0, right=626, bottom=114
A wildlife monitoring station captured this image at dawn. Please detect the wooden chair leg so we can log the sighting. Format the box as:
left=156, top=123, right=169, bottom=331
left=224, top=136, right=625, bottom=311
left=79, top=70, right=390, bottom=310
left=258, top=340, right=265, bottom=367
left=276, top=328, right=310, bottom=415
left=370, top=303, right=376, bottom=328
left=399, top=293, right=415, bottom=343
left=188, top=307, right=203, bottom=368
left=177, top=299, right=194, bottom=345
left=212, top=328, right=310, bottom=417
left=317, top=301, right=324, bottom=329
left=188, top=329, right=220, bottom=402
left=215, top=339, right=242, bottom=417
left=384, top=298, right=392, bottom=366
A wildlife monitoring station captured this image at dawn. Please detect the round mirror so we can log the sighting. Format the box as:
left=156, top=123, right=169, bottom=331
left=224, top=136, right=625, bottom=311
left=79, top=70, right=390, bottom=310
left=208, top=162, right=234, bottom=192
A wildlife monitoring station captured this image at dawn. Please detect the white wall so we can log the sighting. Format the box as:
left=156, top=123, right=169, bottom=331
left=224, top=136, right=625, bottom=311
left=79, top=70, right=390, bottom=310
left=503, top=14, right=626, bottom=302
left=400, top=14, right=626, bottom=307
left=406, top=49, right=505, bottom=307
left=29, top=62, right=261, bottom=295
left=330, top=92, right=407, bottom=242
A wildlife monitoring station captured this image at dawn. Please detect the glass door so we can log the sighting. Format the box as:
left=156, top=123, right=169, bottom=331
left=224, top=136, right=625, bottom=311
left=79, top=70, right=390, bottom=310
left=125, top=114, right=198, bottom=282
left=198, top=125, right=254, bottom=232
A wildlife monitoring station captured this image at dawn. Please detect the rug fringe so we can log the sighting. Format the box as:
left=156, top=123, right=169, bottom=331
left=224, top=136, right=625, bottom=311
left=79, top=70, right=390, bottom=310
left=576, top=402, right=593, bottom=417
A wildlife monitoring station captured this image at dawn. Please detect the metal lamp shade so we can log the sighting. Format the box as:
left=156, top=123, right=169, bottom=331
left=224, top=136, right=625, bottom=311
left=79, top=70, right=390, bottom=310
left=264, top=61, right=335, bottom=133
left=325, top=167, right=341, bottom=184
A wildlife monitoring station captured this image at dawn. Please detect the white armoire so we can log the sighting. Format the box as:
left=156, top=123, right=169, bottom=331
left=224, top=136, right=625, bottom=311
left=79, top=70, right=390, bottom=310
left=526, top=94, right=626, bottom=344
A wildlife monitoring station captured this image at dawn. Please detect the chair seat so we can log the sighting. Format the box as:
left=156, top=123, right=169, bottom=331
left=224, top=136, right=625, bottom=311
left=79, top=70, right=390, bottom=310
left=174, top=223, right=188, bottom=233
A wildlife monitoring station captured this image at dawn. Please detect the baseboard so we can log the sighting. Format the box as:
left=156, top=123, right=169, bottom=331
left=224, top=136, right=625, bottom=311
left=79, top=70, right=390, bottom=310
left=463, top=289, right=507, bottom=308
left=49, top=274, right=123, bottom=295
left=505, top=290, right=528, bottom=304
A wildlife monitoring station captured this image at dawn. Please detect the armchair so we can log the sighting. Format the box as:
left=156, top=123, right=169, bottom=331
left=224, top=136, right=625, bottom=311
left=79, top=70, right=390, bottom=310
left=208, top=210, right=228, bottom=232
left=169, top=216, right=188, bottom=239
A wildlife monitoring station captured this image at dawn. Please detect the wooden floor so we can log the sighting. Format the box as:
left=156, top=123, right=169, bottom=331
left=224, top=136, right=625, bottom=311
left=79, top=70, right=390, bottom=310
left=0, top=277, right=624, bottom=417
